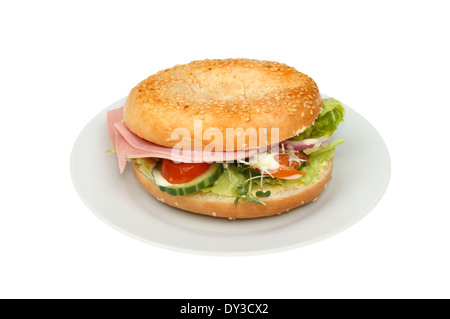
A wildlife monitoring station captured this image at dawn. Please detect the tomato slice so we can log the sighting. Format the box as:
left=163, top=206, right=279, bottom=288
left=269, top=166, right=306, bottom=179
left=160, top=159, right=212, bottom=184
left=257, top=152, right=308, bottom=179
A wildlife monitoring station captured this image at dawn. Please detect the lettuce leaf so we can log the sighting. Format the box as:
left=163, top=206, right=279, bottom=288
left=291, top=97, right=345, bottom=140
left=135, top=158, right=156, bottom=181
left=199, top=163, right=247, bottom=197
left=201, top=140, right=343, bottom=197
left=299, top=139, right=344, bottom=184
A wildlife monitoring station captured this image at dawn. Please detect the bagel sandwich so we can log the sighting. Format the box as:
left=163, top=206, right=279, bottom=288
left=106, top=58, right=345, bottom=219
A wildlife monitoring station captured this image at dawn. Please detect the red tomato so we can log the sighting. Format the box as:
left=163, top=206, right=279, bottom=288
left=257, top=152, right=308, bottom=179
left=161, top=159, right=212, bottom=184
left=269, top=166, right=305, bottom=179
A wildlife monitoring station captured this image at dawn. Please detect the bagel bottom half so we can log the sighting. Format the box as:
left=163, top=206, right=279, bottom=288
left=132, top=161, right=332, bottom=219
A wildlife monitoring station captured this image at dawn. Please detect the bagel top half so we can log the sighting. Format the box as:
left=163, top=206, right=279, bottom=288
left=123, top=58, right=323, bottom=151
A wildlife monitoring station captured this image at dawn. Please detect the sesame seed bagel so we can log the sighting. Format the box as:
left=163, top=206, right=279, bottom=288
left=132, top=160, right=332, bottom=219
left=123, top=58, right=322, bottom=151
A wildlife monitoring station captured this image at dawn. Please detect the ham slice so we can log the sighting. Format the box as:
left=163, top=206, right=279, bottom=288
left=106, top=106, right=124, bottom=149
left=107, top=106, right=259, bottom=173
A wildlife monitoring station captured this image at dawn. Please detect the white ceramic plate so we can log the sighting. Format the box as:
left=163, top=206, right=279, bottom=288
left=71, top=96, right=390, bottom=255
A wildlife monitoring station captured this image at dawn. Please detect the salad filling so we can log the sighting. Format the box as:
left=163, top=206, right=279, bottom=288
left=134, top=97, right=345, bottom=205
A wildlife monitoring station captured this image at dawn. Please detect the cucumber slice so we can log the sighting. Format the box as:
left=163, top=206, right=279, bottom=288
left=151, top=163, right=224, bottom=196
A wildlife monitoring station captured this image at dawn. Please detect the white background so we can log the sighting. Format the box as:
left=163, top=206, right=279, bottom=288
left=1, top=0, right=449, bottom=299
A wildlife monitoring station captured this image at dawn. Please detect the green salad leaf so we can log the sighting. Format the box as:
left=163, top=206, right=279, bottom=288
left=291, top=97, right=345, bottom=140
left=299, top=139, right=344, bottom=184
left=199, top=163, right=246, bottom=197
left=135, top=158, right=155, bottom=181
left=200, top=139, right=344, bottom=198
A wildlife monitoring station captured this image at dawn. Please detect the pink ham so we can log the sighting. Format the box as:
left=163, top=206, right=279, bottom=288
left=106, top=106, right=124, bottom=149
left=107, top=106, right=258, bottom=173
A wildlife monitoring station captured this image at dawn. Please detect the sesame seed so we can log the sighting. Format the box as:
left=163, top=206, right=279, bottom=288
left=156, top=197, right=165, bottom=203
